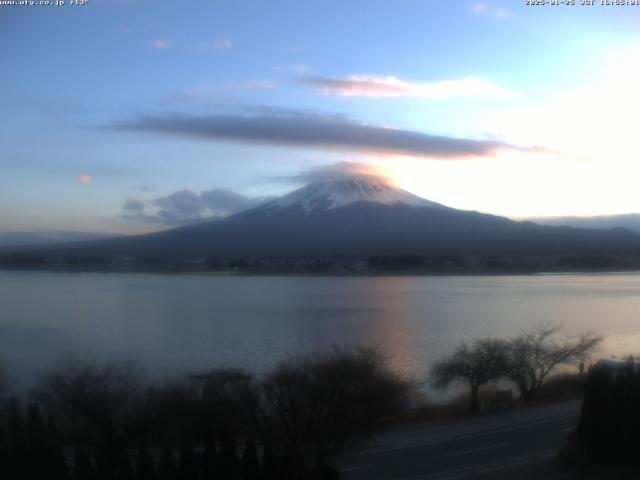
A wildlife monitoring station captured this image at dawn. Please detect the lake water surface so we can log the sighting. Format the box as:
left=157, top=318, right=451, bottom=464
left=1, top=270, right=640, bottom=389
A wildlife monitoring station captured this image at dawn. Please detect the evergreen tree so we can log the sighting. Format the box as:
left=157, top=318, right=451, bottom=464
left=218, top=425, right=237, bottom=479
left=116, top=452, right=135, bottom=480
left=260, top=442, right=279, bottom=480
left=135, top=441, right=156, bottom=480
left=611, top=365, right=633, bottom=462
left=201, top=429, right=218, bottom=480
left=178, top=437, right=197, bottom=480
left=27, top=402, right=47, bottom=479
left=8, top=398, right=27, bottom=478
left=631, top=368, right=640, bottom=466
left=578, top=365, right=613, bottom=463
left=241, top=435, right=260, bottom=480
left=0, top=424, right=9, bottom=479
left=158, top=448, right=177, bottom=480
left=73, top=445, right=94, bottom=480
left=46, top=411, right=70, bottom=480
left=95, top=449, right=116, bottom=480
left=278, top=449, right=296, bottom=480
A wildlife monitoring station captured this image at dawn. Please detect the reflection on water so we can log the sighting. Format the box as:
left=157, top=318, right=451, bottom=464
left=1, top=270, right=640, bottom=388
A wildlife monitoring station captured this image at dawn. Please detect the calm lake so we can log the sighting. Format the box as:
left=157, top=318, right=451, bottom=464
left=1, top=270, right=640, bottom=389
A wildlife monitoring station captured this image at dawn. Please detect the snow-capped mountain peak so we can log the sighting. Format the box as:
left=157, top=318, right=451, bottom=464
left=264, top=178, right=447, bottom=214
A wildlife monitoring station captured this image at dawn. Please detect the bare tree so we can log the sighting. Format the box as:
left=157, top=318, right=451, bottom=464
left=431, top=338, right=510, bottom=413
left=34, top=354, right=142, bottom=457
left=136, top=369, right=254, bottom=443
left=507, top=324, right=602, bottom=402
left=258, top=347, right=410, bottom=475
left=134, top=379, right=202, bottom=442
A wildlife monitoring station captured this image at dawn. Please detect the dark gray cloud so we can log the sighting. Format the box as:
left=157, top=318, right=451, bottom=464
left=152, top=190, right=204, bottom=224
left=122, top=188, right=275, bottom=226
left=199, top=188, right=269, bottom=213
left=114, top=109, right=545, bottom=159
left=123, top=197, right=146, bottom=212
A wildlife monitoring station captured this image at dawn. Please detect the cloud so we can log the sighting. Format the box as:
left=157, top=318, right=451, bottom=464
left=471, top=2, right=511, bottom=18
left=283, top=161, right=389, bottom=183
left=150, top=40, right=172, bottom=49
left=198, top=189, right=273, bottom=213
left=123, top=188, right=275, bottom=225
left=191, top=38, right=232, bottom=50
left=124, top=197, right=145, bottom=212
left=76, top=174, right=92, bottom=185
left=115, top=109, right=544, bottom=160
left=300, top=75, right=518, bottom=98
left=151, top=189, right=204, bottom=224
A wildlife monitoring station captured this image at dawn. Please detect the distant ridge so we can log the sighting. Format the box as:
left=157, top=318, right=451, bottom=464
left=534, top=213, right=640, bottom=234
left=0, top=230, right=114, bottom=248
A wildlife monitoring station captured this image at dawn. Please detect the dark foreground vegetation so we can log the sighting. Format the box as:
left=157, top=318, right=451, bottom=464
left=561, top=357, right=640, bottom=465
left=0, top=348, right=410, bottom=480
left=552, top=357, right=640, bottom=479
left=0, top=325, right=603, bottom=479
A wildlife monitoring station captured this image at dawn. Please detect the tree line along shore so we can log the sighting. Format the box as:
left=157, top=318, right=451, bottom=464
left=3, top=252, right=640, bottom=275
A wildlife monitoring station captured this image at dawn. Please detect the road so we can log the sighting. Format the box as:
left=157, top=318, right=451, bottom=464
left=334, top=406, right=580, bottom=479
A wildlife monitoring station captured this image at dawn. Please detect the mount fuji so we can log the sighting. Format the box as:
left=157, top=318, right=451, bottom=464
left=264, top=178, right=446, bottom=214
left=4, top=177, right=640, bottom=262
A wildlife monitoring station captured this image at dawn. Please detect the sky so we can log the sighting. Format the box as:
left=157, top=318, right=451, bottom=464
left=2, top=0, right=640, bottom=235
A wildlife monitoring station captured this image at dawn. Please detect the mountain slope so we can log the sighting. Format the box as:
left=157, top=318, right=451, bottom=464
left=0, top=230, right=114, bottom=248
left=534, top=213, right=640, bottom=234
left=3, top=178, right=640, bottom=260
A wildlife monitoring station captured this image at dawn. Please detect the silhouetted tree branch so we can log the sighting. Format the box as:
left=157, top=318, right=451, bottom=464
left=431, top=338, right=510, bottom=413
left=258, top=347, right=410, bottom=474
left=34, top=354, right=142, bottom=459
left=507, top=323, right=601, bottom=401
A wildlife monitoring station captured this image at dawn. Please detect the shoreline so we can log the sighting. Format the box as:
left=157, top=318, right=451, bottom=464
left=3, top=266, right=640, bottom=277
